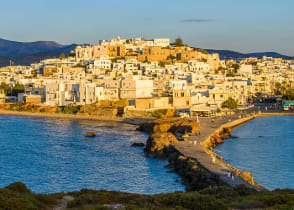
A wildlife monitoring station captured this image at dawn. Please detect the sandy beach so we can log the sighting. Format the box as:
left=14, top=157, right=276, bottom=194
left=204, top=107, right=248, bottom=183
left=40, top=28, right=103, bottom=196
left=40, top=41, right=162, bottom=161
left=0, top=110, right=123, bottom=122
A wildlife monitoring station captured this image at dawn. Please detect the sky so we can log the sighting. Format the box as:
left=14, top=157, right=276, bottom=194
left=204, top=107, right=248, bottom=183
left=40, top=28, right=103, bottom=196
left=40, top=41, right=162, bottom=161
left=1, top=0, right=294, bottom=55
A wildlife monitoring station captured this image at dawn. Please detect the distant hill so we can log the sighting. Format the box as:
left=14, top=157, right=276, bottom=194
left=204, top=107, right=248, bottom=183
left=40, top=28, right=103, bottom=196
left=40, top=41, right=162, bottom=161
left=0, top=38, right=66, bottom=58
left=205, top=49, right=294, bottom=60
left=13, top=44, right=77, bottom=66
left=0, top=38, right=77, bottom=67
left=0, top=56, right=10, bottom=67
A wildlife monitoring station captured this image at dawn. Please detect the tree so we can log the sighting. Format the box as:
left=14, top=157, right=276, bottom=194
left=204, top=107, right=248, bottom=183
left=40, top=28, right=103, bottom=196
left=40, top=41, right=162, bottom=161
left=283, top=88, right=294, bottom=100
left=159, top=61, right=165, bottom=68
left=167, top=55, right=176, bottom=60
left=275, top=82, right=282, bottom=95
left=222, top=97, right=238, bottom=114
left=12, top=83, right=25, bottom=96
left=174, top=37, right=184, bottom=46
left=59, top=53, right=66, bottom=59
left=232, top=64, right=240, bottom=73
left=0, top=82, right=10, bottom=92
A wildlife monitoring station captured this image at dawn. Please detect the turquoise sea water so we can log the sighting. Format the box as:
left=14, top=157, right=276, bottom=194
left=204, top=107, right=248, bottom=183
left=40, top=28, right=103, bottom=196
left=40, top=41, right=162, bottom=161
left=215, top=116, right=294, bottom=190
left=0, top=115, right=184, bottom=194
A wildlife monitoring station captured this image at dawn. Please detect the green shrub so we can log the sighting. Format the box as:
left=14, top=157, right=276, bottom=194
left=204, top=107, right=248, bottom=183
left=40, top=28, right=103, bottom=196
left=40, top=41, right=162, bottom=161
left=5, top=182, right=31, bottom=194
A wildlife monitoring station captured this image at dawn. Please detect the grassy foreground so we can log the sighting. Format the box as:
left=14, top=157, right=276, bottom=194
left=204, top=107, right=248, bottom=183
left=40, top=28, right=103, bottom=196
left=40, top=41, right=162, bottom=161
left=1, top=182, right=294, bottom=209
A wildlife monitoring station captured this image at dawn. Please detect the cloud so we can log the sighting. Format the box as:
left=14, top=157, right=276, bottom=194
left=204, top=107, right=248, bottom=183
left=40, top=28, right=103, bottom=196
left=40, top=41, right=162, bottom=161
left=180, top=19, right=214, bottom=23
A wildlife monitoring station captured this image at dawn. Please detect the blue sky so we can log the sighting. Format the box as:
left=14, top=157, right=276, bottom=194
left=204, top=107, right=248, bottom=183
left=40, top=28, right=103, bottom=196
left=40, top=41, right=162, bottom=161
left=1, top=0, right=294, bottom=55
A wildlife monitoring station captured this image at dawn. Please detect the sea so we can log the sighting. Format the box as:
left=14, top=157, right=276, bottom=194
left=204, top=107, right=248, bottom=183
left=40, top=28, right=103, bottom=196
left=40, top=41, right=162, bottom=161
left=0, top=115, right=184, bottom=194
left=215, top=115, right=294, bottom=190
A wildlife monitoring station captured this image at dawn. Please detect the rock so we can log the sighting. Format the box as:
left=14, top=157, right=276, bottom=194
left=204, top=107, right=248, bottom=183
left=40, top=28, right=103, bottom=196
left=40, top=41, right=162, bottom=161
left=85, top=132, right=96, bottom=137
left=222, top=127, right=232, bottom=136
left=210, top=134, right=223, bottom=145
left=137, top=117, right=200, bottom=135
left=167, top=151, right=179, bottom=163
left=144, top=132, right=178, bottom=157
left=169, top=119, right=200, bottom=135
left=240, top=171, right=255, bottom=185
left=131, top=142, right=144, bottom=147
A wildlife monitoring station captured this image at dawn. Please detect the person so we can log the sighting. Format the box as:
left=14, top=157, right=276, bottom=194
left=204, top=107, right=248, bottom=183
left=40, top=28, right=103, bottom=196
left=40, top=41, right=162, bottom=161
left=212, top=156, right=216, bottom=164
left=227, top=172, right=231, bottom=177
left=194, top=140, right=197, bottom=148
left=231, top=172, right=234, bottom=181
left=198, top=130, right=201, bottom=136
left=189, top=141, right=192, bottom=147
left=212, top=118, right=215, bottom=123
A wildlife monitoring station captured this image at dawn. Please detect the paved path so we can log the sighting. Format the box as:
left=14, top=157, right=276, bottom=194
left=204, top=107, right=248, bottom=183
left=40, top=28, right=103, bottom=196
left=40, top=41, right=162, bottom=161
left=175, top=116, right=260, bottom=189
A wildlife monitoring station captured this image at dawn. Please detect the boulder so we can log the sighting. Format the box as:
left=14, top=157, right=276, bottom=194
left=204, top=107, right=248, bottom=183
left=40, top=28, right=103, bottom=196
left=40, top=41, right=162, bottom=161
left=210, top=134, right=223, bottom=145
left=240, top=171, right=255, bottom=185
left=222, top=127, right=232, bottom=136
left=131, top=143, right=145, bottom=147
left=144, top=132, right=178, bottom=157
left=85, top=132, right=96, bottom=137
left=169, top=120, right=199, bottom=135
left=137, top=117, right=200, bottom=135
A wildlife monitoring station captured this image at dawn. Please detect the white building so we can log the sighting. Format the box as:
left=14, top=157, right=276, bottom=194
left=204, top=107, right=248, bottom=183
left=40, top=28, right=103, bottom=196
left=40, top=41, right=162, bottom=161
left=93, top=57, right=112, bottom=70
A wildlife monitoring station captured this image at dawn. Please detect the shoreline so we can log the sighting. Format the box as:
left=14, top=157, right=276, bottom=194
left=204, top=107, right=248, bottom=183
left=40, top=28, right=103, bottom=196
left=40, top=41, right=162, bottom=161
left=0, top=109, right=152, bottom=125
left=0, top=110, right=122, bottom=122
left=1, top=109, right=294, bottom=191
left=199, top=112, right=294, bottom=189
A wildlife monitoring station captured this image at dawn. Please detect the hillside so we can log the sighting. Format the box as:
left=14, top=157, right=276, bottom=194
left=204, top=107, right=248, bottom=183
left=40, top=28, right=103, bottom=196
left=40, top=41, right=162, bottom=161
left=0, top=38, right=77, bottom=67
left=1, top=182, right=294, bottom=209
left=205, top=49, right=294, bottom=60
left=0, top=56, right=10, bottom=67
left=13, top=44, right=77, bottom=66
left=0, top=38, right=66, bottom=58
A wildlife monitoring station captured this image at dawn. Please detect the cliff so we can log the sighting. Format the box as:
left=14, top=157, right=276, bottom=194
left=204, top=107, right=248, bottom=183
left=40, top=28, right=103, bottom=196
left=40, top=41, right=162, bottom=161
left=138, top=117, right=199, bottom=157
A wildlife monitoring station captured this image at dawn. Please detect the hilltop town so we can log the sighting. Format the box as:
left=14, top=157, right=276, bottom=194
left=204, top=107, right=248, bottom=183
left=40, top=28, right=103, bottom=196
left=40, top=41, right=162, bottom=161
left=0, top=36, right=293, bottom=117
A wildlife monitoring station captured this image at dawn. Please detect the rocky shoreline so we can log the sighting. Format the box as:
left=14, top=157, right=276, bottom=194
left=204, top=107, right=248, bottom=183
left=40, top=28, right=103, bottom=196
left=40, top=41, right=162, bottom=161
left=201, top=116, right=263, bottom=189
left=137, top=117, right=230, bottom=191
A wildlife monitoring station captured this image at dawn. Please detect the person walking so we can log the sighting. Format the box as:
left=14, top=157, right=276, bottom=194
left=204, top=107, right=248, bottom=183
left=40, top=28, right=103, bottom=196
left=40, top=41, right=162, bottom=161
left=212, top=155, right=216, bottom=164
left=198, top=130, right=201, bottom=136
left=189, top=141, right=192, bottom=147
left=193, top=140, right=197, bottom=149
left=231, top=172, right=234, bottom=181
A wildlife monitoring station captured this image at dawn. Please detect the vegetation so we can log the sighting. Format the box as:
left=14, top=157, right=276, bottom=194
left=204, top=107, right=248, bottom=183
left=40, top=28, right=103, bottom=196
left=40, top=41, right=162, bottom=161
left=232, top=63, right=240, bottom=73
left=0, top=182, right=59, bottom=209
left=174, top=37, right=184, bottom=47
left=0, top=82, right=24, bottom=96
left=167, top=54, right=176, bottom=60
left=159, top=61, right=165, bottom=67
left=222, top=97, right=238, bottom=112
left=1, top=182, right=294, bottom=209
left=284, top=88, right=294, bottom=100
left=275, top=81, right=294, bottom=99
left=195, top=48, right=209, bottom=54
left=59, top=53, right=66, bottom=59
left=201, top=58, right=208, bottom=63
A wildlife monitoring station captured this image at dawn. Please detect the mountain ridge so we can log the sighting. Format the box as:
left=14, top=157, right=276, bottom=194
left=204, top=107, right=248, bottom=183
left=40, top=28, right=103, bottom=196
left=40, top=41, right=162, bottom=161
left=205, top=49, right=294, bottom=60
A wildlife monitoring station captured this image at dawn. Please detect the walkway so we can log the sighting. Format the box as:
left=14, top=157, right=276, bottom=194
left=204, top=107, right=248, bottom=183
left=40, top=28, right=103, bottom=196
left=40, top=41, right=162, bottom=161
left=175, top=116, right=260, bottom=189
